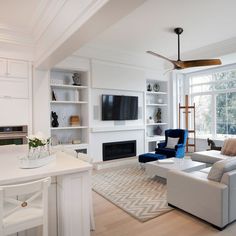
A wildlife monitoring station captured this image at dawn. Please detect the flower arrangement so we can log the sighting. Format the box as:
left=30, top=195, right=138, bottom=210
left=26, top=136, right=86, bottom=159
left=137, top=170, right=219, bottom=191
left=27, top=132, right=50, bottom=159
left=28, top=133, right=50, bottom=148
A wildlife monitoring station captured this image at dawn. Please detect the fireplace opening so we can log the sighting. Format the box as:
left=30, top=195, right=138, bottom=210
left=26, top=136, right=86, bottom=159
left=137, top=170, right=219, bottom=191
left=103, top=140, right=136, bottom=161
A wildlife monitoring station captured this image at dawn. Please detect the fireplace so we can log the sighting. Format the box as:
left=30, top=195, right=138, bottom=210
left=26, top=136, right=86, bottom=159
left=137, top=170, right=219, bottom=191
left=103, top=140, right=136, bottom=161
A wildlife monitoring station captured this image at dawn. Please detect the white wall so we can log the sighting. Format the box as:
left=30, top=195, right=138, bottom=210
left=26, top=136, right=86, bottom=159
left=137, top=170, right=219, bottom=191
left=90, top=130, right=145, bottom=162
left=88, top=58, right=168, bottom=161
left=91, top=88, right=144, bottom=128
left=31, top=53, right=166, bottom=162
left=91, top=59, right=145, bottom=91
left=90, top=87, right=145, bottom=162
left=32, top=69, right=50, bottom=136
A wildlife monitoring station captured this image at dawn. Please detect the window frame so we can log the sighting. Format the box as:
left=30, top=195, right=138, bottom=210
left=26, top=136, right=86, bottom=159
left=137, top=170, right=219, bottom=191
left=185, top=64, right=236, bottom=139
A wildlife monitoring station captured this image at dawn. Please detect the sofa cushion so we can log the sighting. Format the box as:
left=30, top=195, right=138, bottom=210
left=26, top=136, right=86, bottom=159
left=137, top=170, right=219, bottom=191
left=166, top=137, right=179, bottom=149
left=191, top=150, right=231, bottom=164
left=190, top=171, right=209, bottom=180
left=199, top=167, right=211, bottom=174
left=207, top=157, right=236, bottom=182
left=221, top=138, right=236, bottom=156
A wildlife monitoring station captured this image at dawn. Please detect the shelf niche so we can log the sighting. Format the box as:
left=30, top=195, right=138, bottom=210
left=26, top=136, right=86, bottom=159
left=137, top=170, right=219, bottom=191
left=50, top=69, right=89, bottom=149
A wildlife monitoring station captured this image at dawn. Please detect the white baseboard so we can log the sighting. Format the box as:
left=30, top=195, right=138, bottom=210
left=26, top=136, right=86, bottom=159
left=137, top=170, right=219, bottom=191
left=93, top=156, right=138, bottom=170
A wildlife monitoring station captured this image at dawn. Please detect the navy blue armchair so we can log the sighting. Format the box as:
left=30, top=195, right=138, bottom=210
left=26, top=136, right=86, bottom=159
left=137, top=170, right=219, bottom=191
left=155, top=129, right=188, bottom=158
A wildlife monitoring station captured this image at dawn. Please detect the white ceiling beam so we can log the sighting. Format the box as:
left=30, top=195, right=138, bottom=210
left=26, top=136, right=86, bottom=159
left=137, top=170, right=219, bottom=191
left=35, top=0, right=147, bottom=69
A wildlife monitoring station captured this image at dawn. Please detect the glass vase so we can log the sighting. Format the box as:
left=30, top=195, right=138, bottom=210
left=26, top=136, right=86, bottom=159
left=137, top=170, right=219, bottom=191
left=28, top=145, right=50, bottom=160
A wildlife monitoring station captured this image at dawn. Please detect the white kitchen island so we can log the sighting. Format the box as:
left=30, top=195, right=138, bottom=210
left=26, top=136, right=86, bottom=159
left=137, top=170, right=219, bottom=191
left=0, top=145, right=92, bottom=236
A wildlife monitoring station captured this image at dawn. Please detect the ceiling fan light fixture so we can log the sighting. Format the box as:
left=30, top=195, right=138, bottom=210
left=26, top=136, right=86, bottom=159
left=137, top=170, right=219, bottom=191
left=147, top=27, right=222, bottom=70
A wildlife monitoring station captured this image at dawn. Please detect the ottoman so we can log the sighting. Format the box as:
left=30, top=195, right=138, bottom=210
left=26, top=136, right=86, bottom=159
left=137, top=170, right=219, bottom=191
left=139, top=153, right=167, bottom=163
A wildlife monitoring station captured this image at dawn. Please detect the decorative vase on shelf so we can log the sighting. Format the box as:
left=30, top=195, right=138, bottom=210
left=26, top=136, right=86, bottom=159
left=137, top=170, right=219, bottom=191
left=153, top=83, right=160, bottom=92
left=147, top=84, right=152, bottom=91
left=147, top=116, right=154, bottom=124
left=156, top=108, right=162, bottom=123
left=72, top=73, right=81, bottom=86
left=51, top=111, right=59, bottom=127
left=155, top=126, right=163, bottom=135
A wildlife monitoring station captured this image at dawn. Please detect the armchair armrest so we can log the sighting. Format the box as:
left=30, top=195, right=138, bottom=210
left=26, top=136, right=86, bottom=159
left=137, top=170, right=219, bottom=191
left=167, top=170, right=228, bottom=228
left=158, top=141, right=166, bottom=148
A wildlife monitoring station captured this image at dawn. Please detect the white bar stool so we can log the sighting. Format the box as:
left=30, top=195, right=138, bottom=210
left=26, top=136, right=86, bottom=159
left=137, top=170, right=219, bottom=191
left=0, top=177, right=51, bottom=236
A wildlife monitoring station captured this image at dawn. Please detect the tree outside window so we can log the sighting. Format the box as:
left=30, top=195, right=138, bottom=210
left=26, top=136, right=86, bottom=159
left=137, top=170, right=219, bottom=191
left=188, top=69, right=236, bottom=138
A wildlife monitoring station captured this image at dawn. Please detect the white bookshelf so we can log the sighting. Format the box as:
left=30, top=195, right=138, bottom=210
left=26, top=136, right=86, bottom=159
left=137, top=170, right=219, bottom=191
left=145, top=79, right=168, bottom=152
left=50, top=126, right=88, bottom=130
left=146, top=123, right=168, bottom=126
left=146, top=104, right=167, bottom=107
left=50, top=69, right=89, bottom=153
left=50, top=101, right=88, bottom=104
left=50, top=84, right=88, bottom=89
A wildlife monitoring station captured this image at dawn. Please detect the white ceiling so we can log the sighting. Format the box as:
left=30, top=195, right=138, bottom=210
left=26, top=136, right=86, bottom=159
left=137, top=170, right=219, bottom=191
left=0, top=0, right=41, bottom=31
left=85, top=0, right=236, bottom=60
left=1, top=0, right=236, bottom=68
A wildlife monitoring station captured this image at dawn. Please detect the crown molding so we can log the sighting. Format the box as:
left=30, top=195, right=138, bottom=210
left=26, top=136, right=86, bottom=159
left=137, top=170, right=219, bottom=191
left=0, top=0, right=65, bottom=48
left=0, top=24, right=34, bottom=47
left=179, top=37, right=236, bottom=60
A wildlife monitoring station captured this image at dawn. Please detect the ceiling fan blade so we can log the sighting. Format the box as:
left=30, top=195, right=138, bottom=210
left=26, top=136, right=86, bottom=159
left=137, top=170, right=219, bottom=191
left=146, top=51, right=177, bottom=68
left=175, top=59, right=222, bottom=69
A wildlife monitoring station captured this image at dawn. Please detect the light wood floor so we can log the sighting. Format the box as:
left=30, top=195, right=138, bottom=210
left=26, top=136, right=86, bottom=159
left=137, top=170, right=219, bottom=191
left=91, top=191, right=236, bottom=236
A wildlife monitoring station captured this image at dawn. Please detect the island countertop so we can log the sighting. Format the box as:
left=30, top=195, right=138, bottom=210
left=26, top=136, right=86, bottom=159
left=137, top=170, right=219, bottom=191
left=0, top=145, right=92, bottom=185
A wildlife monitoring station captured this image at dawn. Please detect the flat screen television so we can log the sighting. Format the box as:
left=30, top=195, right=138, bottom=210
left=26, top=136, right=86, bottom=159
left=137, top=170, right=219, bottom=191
left=102, top=95, right=138, bottom=120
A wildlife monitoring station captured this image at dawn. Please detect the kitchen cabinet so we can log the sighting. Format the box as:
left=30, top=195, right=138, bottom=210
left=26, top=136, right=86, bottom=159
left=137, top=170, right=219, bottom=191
left=0, top=98, right=29, bottom=126
left=0, top=58, right=28, bottom=78
left=0, top=77, right=28, bottom=99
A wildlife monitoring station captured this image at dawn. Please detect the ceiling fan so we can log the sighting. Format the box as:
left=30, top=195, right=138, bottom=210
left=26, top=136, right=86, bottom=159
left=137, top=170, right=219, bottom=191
left=147, top=27, right=222, bottom=70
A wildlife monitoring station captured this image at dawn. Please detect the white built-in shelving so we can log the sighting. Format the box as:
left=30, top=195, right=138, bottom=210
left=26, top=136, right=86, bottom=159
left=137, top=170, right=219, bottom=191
left=145, top=79, right=168, bottom=152
left=50, top=126, right=88, bottom=130
left=146, top=91, right=167, bottom=95
left=50, top=69, right=89, bottom=153
left=146, top=103, right=167, bottom=107
left=50, top=84, right=88, bottom=89
left=146, top=123, right=168, bottom=126
left=50, top=101, right=88, bottom=104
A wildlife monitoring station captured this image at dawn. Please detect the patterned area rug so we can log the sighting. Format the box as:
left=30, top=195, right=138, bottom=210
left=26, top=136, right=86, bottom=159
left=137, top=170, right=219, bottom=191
left=92, top=163, right=173, bottom=222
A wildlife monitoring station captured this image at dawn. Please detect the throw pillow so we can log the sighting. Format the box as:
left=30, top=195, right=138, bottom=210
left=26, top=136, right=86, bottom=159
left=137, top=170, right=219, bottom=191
left=166, top=137, right=179, bottom=149
left=207, top=157, right=236, bottom=182
left=220, top=139, right=228, bottom=155
left=221, top=138, right=236, bottom=156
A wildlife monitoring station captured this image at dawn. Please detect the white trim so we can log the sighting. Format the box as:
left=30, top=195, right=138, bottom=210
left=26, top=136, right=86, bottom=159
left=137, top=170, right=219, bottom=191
left=0, top=24, right=33, bottom=47
left=186, top=64, right=236, bottom=139
left=186, top=63, right=236, bottom=77
left=91, top=125, right=145, bottom=133
left=33, top=0, right=67, bottom=42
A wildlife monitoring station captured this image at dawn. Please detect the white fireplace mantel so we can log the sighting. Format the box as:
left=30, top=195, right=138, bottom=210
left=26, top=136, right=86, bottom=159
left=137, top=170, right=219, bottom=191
left=91, top=125, right=145, bottom=133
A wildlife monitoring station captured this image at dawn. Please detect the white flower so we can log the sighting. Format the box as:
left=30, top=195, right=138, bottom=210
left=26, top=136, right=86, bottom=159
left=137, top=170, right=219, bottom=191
left=27, top=132, right=48, bottom=141
left=34, top=132, right=45, bottom=140
left=27, top=134, right=36, bottom=140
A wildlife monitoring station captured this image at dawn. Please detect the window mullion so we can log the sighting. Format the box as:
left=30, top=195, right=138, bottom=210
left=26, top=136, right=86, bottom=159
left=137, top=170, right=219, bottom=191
left=212, top=93, right=216, bottom=138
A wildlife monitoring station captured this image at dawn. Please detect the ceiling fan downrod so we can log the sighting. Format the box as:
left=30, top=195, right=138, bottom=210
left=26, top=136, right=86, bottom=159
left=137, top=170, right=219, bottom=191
left=174, top=27, right=183, bottom=61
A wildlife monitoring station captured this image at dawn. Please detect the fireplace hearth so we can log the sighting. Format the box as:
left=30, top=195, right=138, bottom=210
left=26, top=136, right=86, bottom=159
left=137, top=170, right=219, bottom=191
left=103, top=140, right=136, bottom=161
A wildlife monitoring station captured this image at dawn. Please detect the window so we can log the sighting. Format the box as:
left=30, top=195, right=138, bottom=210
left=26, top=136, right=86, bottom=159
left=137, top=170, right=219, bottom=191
left=188, top=68, right=236, bottom=138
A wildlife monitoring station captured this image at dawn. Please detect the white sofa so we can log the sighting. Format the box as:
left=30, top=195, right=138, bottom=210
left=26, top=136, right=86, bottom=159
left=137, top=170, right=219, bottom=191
left=191, top=150, right=235, bottom=165
left=167, top=166, right=236, bottom=229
